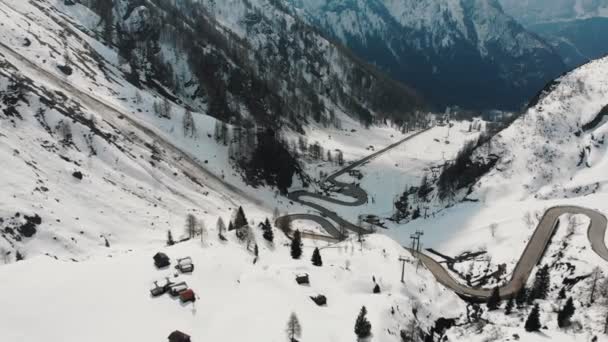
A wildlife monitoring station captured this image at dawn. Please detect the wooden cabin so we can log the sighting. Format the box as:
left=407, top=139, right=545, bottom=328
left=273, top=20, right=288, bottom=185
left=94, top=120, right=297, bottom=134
left=310, top=295, right=327, bottom=306
left=169, top=282, right=188, bottom=296
left=168, top=330, right=191, bottom=342
left=153, top=252, right=170, bottom=268
left=295, top=274, right=309, bottom=285
left=179, top=289, right=196, bottom=303
left=176, top=257, right=194, bottom=273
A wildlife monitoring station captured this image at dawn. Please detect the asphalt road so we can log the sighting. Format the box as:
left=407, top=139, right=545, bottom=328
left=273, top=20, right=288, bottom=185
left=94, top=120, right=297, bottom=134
left=279, top=127, right=608, bottom=301
left=283, top=129, right=431, bottom=237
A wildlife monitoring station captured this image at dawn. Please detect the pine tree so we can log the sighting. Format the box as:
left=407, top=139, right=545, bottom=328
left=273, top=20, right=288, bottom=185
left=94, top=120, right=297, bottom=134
left=524, top=304, right=541, bottom=332
left=531, top=265, right=550, bottom=301
left=516, top=287, right=528, bottom=308
left=311, top=247, right=322, bottom=266
left=557, top=297, right=575, bottom=328
left=167, top=230, right=175, bottom=246
left=228, top=221, right=235, bottom=231
left=486, top=287, right=501, bottom=311
left=373, top=283, right=381, bottom=294
left=354, top=306, right=372, bottom=339
left=558, top=287, right=566, bottom=300
left=234, top=206, right=248, bottom=229
left=261, top=218, right=274, bottom=242
left=286, top=312, right=302, bottom=342
left=291, top=230, right=302, bottom=259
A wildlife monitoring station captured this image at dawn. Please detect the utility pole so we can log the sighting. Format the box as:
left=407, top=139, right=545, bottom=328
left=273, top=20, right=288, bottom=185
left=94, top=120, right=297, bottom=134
left=414, top=230, right=424, bottom=253
left=399, top=256, right=408, bottom=283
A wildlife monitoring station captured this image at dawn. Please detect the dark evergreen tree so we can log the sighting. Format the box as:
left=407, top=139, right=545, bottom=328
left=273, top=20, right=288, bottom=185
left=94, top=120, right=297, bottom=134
left=505, top=297, right=514, bottom=315
left=524, top=304, right=541, bottom=332
left=557, top=297, right=575, bottom=328
left=167, top=230, right=175, bottom=246
left=411, top=207, right=421, bottom=220
left=228, top=221, right=235, bottom=231
left=394, top=188, right=410, bottom=222
left=354, top=306, right=372, bottom=339
left=311, top=247, right=322, bottom=266
left=516, top=287, right=528, bottom=308
left=373, top=283, right=381, bottom=294
left=15, top=251, right=24, bottom=261
left=486, top=287, right=501, bottom=311
left=234, top=206, right=248, bottom=229
left=291, top=230, right=302, bottom=259
left=260, top=218, right=274, bottom=243
left=558, top=287, right=566, bottom=300
left=531, top=265, right=550, bottom=301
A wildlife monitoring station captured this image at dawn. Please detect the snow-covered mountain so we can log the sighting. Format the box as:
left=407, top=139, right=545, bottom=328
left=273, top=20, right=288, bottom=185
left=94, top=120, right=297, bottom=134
left=499, top=0, right=608, bottom=25
left=284, top=0, right=566, bottom=111
left=75, top=0, right=425, bottom=130
left=500, top=0, right=608, bottom=67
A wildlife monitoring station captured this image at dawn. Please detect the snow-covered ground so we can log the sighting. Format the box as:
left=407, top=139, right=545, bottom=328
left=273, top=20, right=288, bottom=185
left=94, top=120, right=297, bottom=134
left=0, top=232, right=464, bottom=342
left=301, top=121, right=481, bottom=225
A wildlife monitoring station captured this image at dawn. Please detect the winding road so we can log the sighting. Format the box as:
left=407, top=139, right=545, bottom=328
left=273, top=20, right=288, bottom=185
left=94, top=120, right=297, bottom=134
left=279, top=131, right=608, bottom=301
left=285, top=129, right=431, bottom=238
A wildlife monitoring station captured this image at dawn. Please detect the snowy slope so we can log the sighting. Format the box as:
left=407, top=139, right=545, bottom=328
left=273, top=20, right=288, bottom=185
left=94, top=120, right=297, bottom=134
left=0, top=226, right=465, bottom=342
left=381, top=55, right=608, bottom=341
left=0, top=0, right=288, bottom=263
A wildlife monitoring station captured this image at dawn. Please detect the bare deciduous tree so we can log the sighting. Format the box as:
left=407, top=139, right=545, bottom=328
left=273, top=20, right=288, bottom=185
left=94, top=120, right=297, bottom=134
left=286, top=312, right=302, bottom=342
left=490, top=223, right=498, bottom=238
left=182, top=108, right=196, bottom=138
left=185, top=214, right=198, bottom=239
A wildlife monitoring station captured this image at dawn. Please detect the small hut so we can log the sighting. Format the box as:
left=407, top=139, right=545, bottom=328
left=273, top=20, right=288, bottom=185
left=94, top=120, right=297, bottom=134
left=180, top=289, right=196, bottom=303
left=153, top=252, right=170, bottom=268
left=168, top=330, right=191, bottom=342
left=169, top=282, right=188, bottom=296
left=310, top=295, right=327, bottom=306
left=295, top=274, right=310, bottom=285
left=176, top=257, right=194, bottom=273
left=150, top=281, right=166, bottom=297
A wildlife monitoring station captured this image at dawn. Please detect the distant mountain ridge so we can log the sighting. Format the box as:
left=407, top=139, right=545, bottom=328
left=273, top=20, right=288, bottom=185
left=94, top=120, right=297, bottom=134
left=285, top=0, right=566, bottom=111
left=500, top=0, right=608, bottom=68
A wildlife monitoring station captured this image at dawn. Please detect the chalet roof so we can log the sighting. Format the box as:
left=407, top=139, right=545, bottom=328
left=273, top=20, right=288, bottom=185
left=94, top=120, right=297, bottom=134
left=168, top=330, right=190, bottom=342
left=154, top=252, right=169, bottom=260
left=180, top=289, right=195, bottom=302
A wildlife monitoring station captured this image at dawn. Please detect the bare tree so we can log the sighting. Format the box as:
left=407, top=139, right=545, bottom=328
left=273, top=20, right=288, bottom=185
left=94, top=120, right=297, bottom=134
left=199, top=220, right=207, bottom=243
left=57, top=120, right=72, bottom=145
left=0, top=247, right=9, bottom=264
left=182, top=108, right=196, bottom=138
left=277, top=216, right=292, bottom=234
left=591, top=267, right=603, bottom=304
left=216, top=217, right=226, bottom=239
left=400, top=319, right=419, bottom=342
left=286, top=312, right=302, bottom=342
left=490, top=223, right=498, bottom=238
left=272, top=207, right=281, bottom=220
left=185, top=214, right=198, bottom=239
left=135, top=91, right=142, bottom=104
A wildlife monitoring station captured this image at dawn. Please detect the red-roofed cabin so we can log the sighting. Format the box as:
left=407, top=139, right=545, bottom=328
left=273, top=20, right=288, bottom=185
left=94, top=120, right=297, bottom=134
left=168, top=330, right=191, bottom=342
left=180, top=289, right=196, bottom=303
